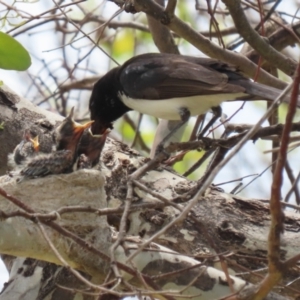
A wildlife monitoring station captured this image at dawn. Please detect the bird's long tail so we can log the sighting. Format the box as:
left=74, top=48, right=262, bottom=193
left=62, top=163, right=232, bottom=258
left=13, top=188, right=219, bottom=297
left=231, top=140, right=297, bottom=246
left=235, top=80, right=300, bottom=107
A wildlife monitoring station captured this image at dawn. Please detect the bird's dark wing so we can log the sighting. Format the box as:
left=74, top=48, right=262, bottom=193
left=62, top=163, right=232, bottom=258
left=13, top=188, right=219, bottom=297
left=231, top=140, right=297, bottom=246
left=119, top=53, right=247, bottom=100
left=21, top=151, right=72, bottom=177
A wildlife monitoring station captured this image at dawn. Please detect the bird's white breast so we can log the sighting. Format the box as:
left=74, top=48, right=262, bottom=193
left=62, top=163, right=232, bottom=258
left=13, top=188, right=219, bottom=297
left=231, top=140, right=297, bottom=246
left=119, top=93, right=247, bottom=120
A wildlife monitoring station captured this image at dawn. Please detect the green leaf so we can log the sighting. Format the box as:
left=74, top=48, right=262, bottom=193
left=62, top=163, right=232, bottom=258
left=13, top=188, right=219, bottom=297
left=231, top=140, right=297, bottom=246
left=0, top=32, right=31, bottom=71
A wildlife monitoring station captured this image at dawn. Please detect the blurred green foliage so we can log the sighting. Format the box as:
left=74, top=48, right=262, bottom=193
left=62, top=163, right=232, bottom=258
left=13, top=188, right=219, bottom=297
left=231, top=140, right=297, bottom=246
left=112, top=29, right=135, bottom=60
left=0, top=32, right=31, bottom=71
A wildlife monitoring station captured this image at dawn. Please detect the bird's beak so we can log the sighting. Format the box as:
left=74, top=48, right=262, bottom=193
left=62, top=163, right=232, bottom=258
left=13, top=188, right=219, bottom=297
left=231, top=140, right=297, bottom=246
left=73, top=120, right=94, bottom=134
left=87, top=127, right=110, bottom=137
left=91, top=120, right=113, bottom=135
left=30, top=136, right=40, bottom=152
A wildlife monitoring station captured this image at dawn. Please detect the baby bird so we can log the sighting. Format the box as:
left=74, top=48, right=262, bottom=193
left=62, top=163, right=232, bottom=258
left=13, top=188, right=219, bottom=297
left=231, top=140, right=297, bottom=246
left=7, top=130, right=39, bottom=169
left=21, top=108, right=93, bottom=178
left=77, top=129, right=109, bottom=169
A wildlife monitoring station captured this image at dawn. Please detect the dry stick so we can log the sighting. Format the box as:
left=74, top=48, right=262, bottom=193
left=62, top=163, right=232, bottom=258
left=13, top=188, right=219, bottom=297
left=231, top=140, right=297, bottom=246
left=170, top=125, right=299, bottom=178
left=39, top=220, right=185, bottom=299
left=226, top=257, right=300, bottom=295
left=124, top=114, right=150, bottom=152
left=205, top=0, right=226, bottom=48
left=0, top=200, right=170, bottom=221
left=191, top=115, right=206, bottom=140
left=183, top=148, right=214, bottom=177
left=152, top=262, right=205, bottom=280
left=267, top=69, right=280, bottom=178
left=56, top=285, right=102, bottom=297
left=60, top=25, right=74, bottom=95
left=184, top=117, right=300, bottom=178
left=253, top=65, right=300, bottom=300
left=163, top=115, right=206, bottom=167
left=153, top=121, right=300, bottom=174
left=12, top=17, right=149, bottom=38
left=110, top=181, right=134, bottom=279
left=284, top=253, right=300, bottom=271
left=43, top=21, right=117, bottom=53
left=59, top=75, right=102, bottom=92
left=264, top=138, right=300, bottom=149
left=245, top=21, right=300, bottom=66
left=49, top=0, right=124, bottom=107
left=227, top=0, right=282, bottom=51
left=259, top=200, right=300, bottom=211
left=125, top=80, right=293, bottom=264
left=133, top=180, right=186, bottom=211
left=39, top=57, right=68, bottom=114
left=185, top=121, right=300, bottom=193
left=201, top=26, right=237, bottom=38
left=51, top=0, right=120, bottom=67
left=207, top=101, right=246, bottom=135
left=184, top=122, right=233, bottom=178
left=126, top=263, right=155, bottom=300
left=130, top=113, right=143, bottom=149
left=5, top=0, right=86, bottom=34
left=284, top=163, right=300, bottom=205
left=285, top=275, right=300, bottom=289
left=178, top=267, right=206, bottom=294
left=216, top=174, right=258, bottom=188
left=36, top=221, right=117, bottom=297
left=171, top=122, right=300, bottom=153
left=241, top=0, right=300, bottom=45
left=165, top=0, right=176, bottom=15
left=222, top=0, right=296, bottom=76
left=236, top=154, right=287, bottom=195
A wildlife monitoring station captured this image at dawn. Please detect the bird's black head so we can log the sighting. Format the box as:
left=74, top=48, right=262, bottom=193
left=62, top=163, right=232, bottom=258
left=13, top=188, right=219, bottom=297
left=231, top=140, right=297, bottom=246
left=89, top=67, right=131, bottom=135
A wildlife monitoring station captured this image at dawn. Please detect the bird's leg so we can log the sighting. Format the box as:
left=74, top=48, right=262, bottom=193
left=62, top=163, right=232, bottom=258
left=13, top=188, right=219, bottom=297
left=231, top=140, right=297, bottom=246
left=197, top=106, right=222, bottom=139
left=154, top=107, right=190, bottom=156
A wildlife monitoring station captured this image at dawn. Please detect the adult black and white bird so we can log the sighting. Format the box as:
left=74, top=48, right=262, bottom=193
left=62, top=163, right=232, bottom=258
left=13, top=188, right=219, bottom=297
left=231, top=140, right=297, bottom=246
left=21, top=108, right=93, bottom=178
left=89, top=53, right=299, bottom=138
